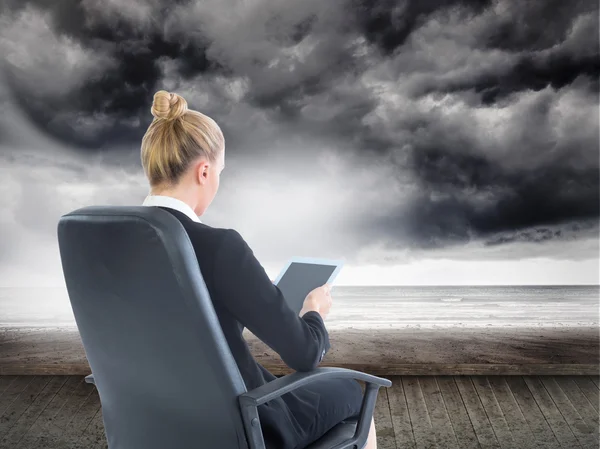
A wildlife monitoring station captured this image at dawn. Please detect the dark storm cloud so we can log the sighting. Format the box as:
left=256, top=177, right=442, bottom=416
left=482, top=0, right=596, bottom=52
left=434, top=14, right=600, bottom=104
left=484, top=220, right=599, bottom=246
left=400, top=153, right=598, bottom=247
left=1, top=0, right=229, bottom=148
left=0, top=0, right=494, bottom=146
left=2, top=0, right=597, bottom=144
left=372, top=1, right=600, bottom=104
left=348, top=75, right=599, bottom=248
left=351, top=0, right=493, bottom=55
left=0, top=0, right=598, bottom=254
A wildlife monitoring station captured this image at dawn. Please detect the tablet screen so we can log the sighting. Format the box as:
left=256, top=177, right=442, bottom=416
left=275, top=261, right=339, bottom=315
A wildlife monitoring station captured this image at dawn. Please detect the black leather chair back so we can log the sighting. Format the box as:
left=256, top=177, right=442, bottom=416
left=57, top=206, right=249, bottom=449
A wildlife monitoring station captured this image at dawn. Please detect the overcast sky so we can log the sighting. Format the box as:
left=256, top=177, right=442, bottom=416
left=0, top=0, right=598, bottom=286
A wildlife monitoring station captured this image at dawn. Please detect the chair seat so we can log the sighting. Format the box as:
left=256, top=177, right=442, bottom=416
left=304, top=417, right=363, bottom=449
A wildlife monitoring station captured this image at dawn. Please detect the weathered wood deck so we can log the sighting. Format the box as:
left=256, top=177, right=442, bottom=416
left=0, top=375, right=598, bottom=449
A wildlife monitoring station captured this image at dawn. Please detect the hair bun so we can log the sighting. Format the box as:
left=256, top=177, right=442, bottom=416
left=151, top=90, right=188, bottom=121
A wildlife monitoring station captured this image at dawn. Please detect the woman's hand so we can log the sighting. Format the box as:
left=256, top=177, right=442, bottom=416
left=300, top=284, right=332, bottom=320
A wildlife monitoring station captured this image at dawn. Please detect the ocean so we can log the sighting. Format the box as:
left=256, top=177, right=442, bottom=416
left=0, top=285, right=598, bottom=329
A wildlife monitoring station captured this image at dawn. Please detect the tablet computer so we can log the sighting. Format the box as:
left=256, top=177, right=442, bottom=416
left=273, top=257, right=344, bottom=315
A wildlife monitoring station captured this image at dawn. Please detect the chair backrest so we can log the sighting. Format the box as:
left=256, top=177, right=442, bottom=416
left=57, top=206, right=250, bottom=449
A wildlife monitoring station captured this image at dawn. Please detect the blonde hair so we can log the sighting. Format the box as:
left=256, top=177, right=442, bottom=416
left=141, top=90, right=224, bottom=187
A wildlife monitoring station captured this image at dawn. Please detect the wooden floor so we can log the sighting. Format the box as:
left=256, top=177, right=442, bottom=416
left=0, top=375, right=598, bottom=449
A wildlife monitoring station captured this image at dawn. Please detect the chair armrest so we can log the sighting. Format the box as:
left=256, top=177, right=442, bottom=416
left=239, top=367, right=391, bottom=407
left=238, top=367, right=391, bottom=449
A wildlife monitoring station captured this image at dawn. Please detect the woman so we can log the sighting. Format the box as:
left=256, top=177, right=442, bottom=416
left=139, top=90, right=378, bottom=449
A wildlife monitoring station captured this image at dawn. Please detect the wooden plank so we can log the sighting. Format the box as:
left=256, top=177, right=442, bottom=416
left=0, top=376, right=67, bottom=448
left=572, top=376, right=599, bottom=414
left=436, top=376, right=480, bottom=449
left=386, top=376, right=416, bottom=449
left=0, top=374, right=597, bottom=449
left=75, top=408, right=108, bottom=449
left=0, top=376, right=51, bottom=436
left=470, top=376, right=516, bottom=448
left=1, top=363, right=599, bottom=376
left=15, top=376, right=82, bottom=449
left=539, top=376, right=599, bottom=449
left=486, top=376, right=544, bottom=449
left=505, top=376, right=561, bottom=449
left=522, top=376, right=582, bottom=448
left=0, top=376, right=18, bottom=399
left=0, top=365, right=92, bottom=376
left=556, top=377, right=599, bottom=427
left=55, top=389, right=102, bottom=448
left=0, top=376, right=34, bottom=417
left=454, top=376, right=501, bottom=449
left=419, top=376, right=459, bottom=448
left=402, top=376, right=437, bottom=448
left=373, top=386, right=396, bottom=449
left=22, top=377, right=94, bottom=449
left=590, top=376, right=599, bottom=389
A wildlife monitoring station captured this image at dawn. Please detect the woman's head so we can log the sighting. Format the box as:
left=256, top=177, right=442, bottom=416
left=141, top=90, right=225, bottom=214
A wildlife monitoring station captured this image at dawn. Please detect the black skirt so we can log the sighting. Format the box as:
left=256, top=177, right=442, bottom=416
left=287, top=377, right=364, bottom=449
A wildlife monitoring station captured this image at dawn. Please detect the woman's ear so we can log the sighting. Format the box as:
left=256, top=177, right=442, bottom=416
left=195, top=160, right=210, bottom=184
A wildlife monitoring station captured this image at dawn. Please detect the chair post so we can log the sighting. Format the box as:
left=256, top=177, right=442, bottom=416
left=238, top=402, right=266, bottom=449
left=351, top=383, right=380, bottom=442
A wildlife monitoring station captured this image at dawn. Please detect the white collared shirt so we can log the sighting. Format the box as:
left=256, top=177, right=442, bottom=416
left=142, top=194, right=202, bottom=223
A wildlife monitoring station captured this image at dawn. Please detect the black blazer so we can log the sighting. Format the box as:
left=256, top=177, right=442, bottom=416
left=158, top=206, right=330, bottom=449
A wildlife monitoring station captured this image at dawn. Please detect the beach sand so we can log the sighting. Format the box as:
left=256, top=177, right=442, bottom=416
left=0, top=325, right=597, bottom=375
left=248, top=327, right=599, bottom=374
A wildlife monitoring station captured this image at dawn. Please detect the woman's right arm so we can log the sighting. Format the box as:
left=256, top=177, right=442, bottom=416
left=213, top=229, right=330, bottom=371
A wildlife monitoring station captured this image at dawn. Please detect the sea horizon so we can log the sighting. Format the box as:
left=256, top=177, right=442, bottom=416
left=0, top=285, right=598, bottom=330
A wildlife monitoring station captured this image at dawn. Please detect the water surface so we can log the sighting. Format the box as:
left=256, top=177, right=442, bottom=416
left=0, top=285, right=597, bottom=329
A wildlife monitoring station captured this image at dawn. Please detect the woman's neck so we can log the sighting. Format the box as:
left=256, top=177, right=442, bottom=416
left=150, top=185, right=202, bottom=215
